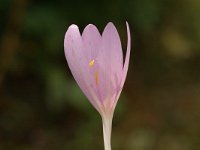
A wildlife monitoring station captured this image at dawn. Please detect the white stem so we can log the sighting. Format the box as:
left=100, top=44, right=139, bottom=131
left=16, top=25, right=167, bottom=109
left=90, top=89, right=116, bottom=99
left=102, top=114, right=113, bottom=150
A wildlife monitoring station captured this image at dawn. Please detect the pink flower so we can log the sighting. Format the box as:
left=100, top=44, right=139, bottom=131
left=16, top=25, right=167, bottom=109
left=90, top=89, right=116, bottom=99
left=64, top=22, right=131, bottom=150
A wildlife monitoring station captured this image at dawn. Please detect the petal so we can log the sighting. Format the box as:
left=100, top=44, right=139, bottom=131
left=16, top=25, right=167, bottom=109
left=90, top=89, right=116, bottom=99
left=64, top=25, right=83, bottom=80
left=101, top=22, right=123, bottom=79
left=121, top=22, right=131, bottom=87
left=82, top=24, right=104, bottom=102
left=82, top=24, right=101, bottom=61
left=64, top=25, right=102, bottom=113
left=112, top=22, right=131, bottom=109
left=97, top=23, right=123, bottom=102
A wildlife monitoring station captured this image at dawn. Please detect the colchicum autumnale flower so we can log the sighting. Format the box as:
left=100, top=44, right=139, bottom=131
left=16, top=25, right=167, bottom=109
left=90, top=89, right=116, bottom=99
left=64, top=22, right=131, bottom=150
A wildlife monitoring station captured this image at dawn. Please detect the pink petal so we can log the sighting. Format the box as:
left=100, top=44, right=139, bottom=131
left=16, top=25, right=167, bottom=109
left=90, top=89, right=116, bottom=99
left=81, top=24, right=104, bottom=102
left=64, top=25, right=102, bottom=113
left=112, top=22, right=131, bottom=109
left=121, top=22, right=131, bottom=87
left=97, top=22, right=123, bottom=103
left=101, top=22, right=123, bottom=79
left=82, top=24, right=101, bottom=62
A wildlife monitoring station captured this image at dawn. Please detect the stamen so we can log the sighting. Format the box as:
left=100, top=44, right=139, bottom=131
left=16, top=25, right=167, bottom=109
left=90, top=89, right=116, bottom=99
left=89, top=59, right=95, bottom=67
left=95, top=70, right=99, bottom=85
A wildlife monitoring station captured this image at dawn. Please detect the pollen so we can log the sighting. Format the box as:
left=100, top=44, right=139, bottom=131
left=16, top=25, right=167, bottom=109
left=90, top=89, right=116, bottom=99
left=89, top=59, right=95, bottom=67
left=95, top=70, right=99, bottom=85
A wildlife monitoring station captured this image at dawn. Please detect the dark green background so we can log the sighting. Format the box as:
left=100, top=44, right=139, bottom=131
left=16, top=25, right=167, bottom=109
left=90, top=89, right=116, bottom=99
left=0, top=0, right=200, bottom=149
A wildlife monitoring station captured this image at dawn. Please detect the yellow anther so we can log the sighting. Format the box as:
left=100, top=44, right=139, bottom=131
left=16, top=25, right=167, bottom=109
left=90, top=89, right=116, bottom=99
left=95, top=70, right=99, bottom=85
left=89, top=59, right=95, bottom=67
left=88, top=59, right=98, bottom=85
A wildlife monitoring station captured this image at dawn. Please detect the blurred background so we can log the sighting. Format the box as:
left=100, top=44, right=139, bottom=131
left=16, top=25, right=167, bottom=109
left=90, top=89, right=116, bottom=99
left=0, top=0, right=200, bottom=149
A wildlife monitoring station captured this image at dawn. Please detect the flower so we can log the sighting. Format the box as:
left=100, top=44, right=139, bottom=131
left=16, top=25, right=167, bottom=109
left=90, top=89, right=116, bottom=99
left=64, top=22, right=131, bottom=150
